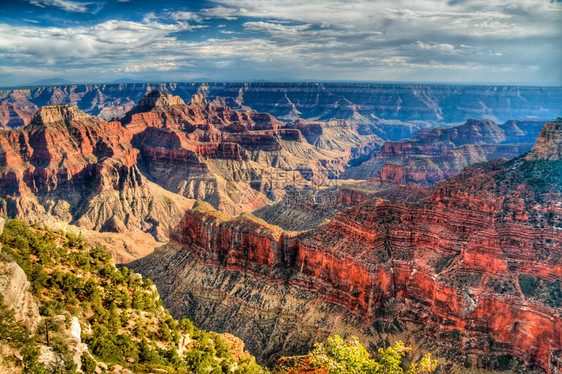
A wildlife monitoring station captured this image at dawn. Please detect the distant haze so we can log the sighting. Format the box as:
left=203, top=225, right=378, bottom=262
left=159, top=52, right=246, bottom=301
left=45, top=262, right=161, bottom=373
left=0, top=0, right=561, bottom=87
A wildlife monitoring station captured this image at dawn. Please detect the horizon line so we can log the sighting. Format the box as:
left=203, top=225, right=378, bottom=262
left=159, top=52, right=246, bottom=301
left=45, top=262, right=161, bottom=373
left=2, top=80, right=562, bottom=90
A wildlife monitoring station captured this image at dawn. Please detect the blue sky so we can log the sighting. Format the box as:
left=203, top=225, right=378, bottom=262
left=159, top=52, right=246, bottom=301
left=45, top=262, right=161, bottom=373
left=0, top=0, right=560, bottom=87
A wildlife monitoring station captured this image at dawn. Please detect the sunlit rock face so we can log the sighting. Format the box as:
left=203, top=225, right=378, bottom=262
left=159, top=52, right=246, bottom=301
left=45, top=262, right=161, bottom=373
left=0, top=90, right=380, bottom=255
left=0, top=103, right=194, bottom=246
left=130, top=121, right=562, bottom=374
left=526, top=120, right=562, bottom=161
left=118, top=90, right=381, bottom=216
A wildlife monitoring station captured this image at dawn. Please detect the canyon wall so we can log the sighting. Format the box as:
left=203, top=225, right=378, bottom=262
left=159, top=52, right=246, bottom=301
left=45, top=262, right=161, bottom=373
left=0, top=101, right=195, bottom=248
left=1, top=83, right=560, bottom=129
left=0, top=90, right=381, bottom=241
left=344, top=118, right=547, bottom=184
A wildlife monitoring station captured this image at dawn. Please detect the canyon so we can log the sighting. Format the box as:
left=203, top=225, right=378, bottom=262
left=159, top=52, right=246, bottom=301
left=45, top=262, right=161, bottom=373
left=345, top=118, right=547, bottom=185
left=0, top=86, right=560, bottom=373
left=130, top=119, right=562, bottom=373
left=0, top=90, right=380, bottom=255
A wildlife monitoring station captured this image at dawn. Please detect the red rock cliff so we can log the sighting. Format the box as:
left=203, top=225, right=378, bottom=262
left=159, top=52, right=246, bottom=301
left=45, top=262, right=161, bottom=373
left=0, top=104, right=194, bottom=240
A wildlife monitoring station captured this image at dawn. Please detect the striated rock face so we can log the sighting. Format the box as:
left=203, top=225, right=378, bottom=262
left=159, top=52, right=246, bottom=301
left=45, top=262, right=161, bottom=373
left=121, top=91, right=381, bottom=216
left=0, top=103, right=37, bottom=128
left=345, top=118, right=547, bottom=185
left=121, top=90, right=284, bottom=135
left=0, top=104, right=194, bottom=243
left=130, top=121, right=562, bottom=373
left=0, top=90, right=381, bottom=257
left=1, top=83, right=560, bottom=125
left=252, top=187, right=379, bottom=231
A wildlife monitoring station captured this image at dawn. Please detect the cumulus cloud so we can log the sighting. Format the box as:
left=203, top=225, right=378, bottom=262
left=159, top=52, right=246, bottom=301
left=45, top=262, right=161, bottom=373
left=170, top=11, right=203, bottom=23
left=0, top=20, right=195, bottom=61
left=243, top=21, right=311, bottom=36
left=201, top=6, right=239, bottom=20
left=121, top=62, right=179, bottom=72
left=199, top=0, right=561, bottom=83
left=414, top=42, right=457, bottom=52
left=206, top=0, right=560, bottom=36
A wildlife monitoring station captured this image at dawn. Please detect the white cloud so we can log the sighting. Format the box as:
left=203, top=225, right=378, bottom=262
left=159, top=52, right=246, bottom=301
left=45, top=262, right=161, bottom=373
left=170, top=11, right=203, bottom=23
left=243, top=21, right=311, bottom=36
left=27, top=0, right=92, bottom=13
left=207, top=0, right=560, bottom=38
left=0, top=20, right=196, bottom=61
left=201, top=6, right=239, bottom=20
left=121, top=62, right=178, bottom=73
left=1, top=0, right=561, bottom=86
left=415, top=42, right=457, bottom=52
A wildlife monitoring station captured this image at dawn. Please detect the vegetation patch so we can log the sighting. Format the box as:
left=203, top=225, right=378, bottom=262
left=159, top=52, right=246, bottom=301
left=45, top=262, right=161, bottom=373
left=0, top=220, right=265, bottom=374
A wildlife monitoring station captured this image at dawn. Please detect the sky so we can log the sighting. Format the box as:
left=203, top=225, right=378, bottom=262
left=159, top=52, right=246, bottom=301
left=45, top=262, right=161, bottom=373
left=0, top=0, right=561, bottom=87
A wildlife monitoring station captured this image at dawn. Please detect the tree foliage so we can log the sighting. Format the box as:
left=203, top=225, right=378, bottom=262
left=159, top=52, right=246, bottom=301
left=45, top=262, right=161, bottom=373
left=0, top=220, right=268, bottom=374
left=308, top=335, right=437, bottom=374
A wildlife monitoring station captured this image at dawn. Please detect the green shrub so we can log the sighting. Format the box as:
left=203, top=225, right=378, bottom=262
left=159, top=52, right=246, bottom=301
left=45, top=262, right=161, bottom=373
left=519, top=274, right=540, bottom=297
left=308, top=335, right=437, bottom=374
left=0, top=220, right=265, bottom=373
left=81, top=354, right=97, bottom=373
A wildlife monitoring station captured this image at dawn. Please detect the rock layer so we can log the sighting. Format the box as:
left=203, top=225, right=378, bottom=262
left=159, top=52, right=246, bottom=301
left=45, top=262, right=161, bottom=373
left=123, top=91, right=381, bottom=215
left=0, top=103, right=194, bottom=242
left=345, top=119, right=547, bottom=185
left=526, top=120, right=562, bottom=161
left=0, top=91, right=380, bottom=250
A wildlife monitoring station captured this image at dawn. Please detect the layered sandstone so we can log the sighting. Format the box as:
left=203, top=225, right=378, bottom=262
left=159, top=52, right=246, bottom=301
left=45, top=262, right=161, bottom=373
left=0, top=104, right=194, bottom=243
left=0, top=103, right=37, bottom=128
left=252, top=186, right=378, bottom=231
left=345, top=119, right=546, bottom=185
left=121, top=91, right=381, bottom=215
left=526, top=119, right=562, bottom=161
left=0, top=91, right=381, bottom=255
left=131, top=121, right=562, bottom=373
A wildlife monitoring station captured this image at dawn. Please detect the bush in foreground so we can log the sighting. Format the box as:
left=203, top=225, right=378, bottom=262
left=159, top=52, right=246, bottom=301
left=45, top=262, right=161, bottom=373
left=308, top=335, right=437, bottom=374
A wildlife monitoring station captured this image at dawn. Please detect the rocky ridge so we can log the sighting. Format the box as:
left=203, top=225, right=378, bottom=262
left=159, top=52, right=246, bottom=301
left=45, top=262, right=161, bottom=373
left=0, top=102, right=195, bottom=250
left=2, top=83, right=560, bottom=128
left=0, top=90, right=381, bottom=250
left=0, top=219, right=267, bottom=373
left=122, top=90, right=381, bottom=216
left=526, top=119, right=562, bottom=161
left=344, top=118, right=547, bottom=185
